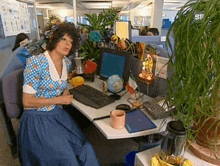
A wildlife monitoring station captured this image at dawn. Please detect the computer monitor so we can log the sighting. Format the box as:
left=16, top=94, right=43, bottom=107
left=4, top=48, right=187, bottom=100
left=115, top=21, right=131, bottom=40
left=97, top=48, right=132, bottom=85
left=131, top=29, right=140, bottom=37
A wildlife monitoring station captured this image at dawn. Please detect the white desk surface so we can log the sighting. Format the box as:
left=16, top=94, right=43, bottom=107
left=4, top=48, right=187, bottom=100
left=70, top=77, right=172, bottom=140
left=135, top=146, right=217, bottom=166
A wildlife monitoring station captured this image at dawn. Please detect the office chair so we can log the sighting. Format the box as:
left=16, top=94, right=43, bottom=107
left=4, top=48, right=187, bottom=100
left=0, top=68, right=24, bottom=158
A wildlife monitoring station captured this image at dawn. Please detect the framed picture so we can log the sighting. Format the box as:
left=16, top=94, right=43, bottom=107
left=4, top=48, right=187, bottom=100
left=115, top=21, right=131, bottom=40
left=155, top=56, right=169, bottom=79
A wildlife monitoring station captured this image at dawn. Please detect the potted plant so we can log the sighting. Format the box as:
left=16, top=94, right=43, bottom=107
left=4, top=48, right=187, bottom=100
left=48, top=14, right=61, bottom=25
left=78, top=9, right=119, bottom=61
left=78, top=13, right=112, bottom=36
left=166, top=0, right=220, bottom=164
left=79, top=40, right=100, bottom=62
left=102, top=8, right=119, bottom=29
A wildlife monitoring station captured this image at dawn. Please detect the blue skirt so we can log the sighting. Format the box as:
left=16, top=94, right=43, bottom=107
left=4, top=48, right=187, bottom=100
left=18, top=106, right=100, bottom=166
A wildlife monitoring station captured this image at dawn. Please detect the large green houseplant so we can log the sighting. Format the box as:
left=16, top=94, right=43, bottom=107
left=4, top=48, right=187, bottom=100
left=78, top=13, right=112, bottom=36
left=79, top=41, right=100, bottom=62
left=102, top=8, right=119, bottom=28
left=78, top=9, right=119, bottom=62
left=166, top=0, right=220, bottom=161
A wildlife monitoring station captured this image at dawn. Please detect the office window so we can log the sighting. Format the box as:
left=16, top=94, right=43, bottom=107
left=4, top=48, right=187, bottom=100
left=120, top=16, right=129, bottom=21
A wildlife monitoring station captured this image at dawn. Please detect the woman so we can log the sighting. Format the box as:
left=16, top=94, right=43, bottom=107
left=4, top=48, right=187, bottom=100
left=12, top=33, right=29, bottom=52
left=19, top=22, right=100, bottom=166
left=147, top=28, right=159, bottom=36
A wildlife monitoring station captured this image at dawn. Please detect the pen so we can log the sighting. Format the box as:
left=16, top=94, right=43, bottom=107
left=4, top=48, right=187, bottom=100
left=92, top=108, right=138, bottom=122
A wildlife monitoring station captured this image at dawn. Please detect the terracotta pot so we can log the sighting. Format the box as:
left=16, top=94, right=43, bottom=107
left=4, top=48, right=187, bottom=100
left=194, top=116, right=220, bottom=148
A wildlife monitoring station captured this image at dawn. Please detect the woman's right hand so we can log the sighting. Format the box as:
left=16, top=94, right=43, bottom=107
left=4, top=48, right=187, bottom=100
left=57, top=95, right=74, bottom=105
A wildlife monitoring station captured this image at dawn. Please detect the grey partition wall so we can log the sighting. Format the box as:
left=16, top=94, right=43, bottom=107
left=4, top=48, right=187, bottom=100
left=130, top=44, right=170, bottom=98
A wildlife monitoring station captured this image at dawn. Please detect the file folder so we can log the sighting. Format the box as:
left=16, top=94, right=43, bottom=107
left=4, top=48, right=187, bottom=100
left=125, top=108, right=157, bottom=133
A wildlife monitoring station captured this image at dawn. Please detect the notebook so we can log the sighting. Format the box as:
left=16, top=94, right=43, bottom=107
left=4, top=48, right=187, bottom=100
left=125, top=108, right=157, bottom=133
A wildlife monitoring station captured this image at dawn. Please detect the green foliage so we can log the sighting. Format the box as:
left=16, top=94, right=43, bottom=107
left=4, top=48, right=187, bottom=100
left=166, top=0, right=220, bottom=140
left=103, top=8, right=119, bottom=28
left=78, top=8, right=118, bottom=35
left=48, top=14, right=60, bottom=25
left=80, top=41, right=100, bottom=62
left=78, top=8, right=119, bottom=61
left=78, top=13, right=111, bottom=36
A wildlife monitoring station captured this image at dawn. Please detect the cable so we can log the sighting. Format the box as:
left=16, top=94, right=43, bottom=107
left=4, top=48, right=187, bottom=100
left=120, top=89, right=128, bottom=97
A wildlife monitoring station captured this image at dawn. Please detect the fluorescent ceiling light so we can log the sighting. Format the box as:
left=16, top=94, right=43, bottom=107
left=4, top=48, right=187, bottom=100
left=36, top=2, right=73, bottom=9
left=80, top=1, right=112, bottom=9
left=112, top=1, right=128, bottom=5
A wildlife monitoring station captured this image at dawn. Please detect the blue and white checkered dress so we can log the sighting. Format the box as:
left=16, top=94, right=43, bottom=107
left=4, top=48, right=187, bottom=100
left=19, top=51, right=100, bottom=166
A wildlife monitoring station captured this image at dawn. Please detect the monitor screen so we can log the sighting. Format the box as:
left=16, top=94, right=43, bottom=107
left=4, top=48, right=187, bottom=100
left=100, top=52, right=126, bottom=78
left=98, top=48, right=132, bottom=84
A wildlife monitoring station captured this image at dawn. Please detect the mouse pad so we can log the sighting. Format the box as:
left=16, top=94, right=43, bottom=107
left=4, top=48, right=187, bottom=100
left=125, top=108, right=157, bottom=133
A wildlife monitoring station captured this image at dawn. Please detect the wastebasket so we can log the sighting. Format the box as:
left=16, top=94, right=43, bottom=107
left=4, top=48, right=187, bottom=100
left=125, top=151, right=137, bottom=166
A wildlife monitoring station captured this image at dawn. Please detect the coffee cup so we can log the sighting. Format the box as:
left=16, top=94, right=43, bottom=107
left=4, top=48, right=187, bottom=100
left=110, top=110, right=126, bottom=129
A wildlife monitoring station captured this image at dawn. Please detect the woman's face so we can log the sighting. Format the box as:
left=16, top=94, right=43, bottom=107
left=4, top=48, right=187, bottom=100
left=19, top=38, right=29, bottom=47
left=54, top=34, right=73, bottom=56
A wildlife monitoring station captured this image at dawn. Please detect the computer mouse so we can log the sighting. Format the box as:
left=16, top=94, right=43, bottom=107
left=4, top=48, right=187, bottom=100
left=116, top=104, right=131, bottom=111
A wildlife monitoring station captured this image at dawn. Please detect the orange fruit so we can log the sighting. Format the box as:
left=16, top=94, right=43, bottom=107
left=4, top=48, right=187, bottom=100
left=70, top=76, right=85, bottom=87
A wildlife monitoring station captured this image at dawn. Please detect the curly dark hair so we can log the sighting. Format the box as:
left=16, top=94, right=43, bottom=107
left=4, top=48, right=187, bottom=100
left=45, top=22, right=80, bottom=56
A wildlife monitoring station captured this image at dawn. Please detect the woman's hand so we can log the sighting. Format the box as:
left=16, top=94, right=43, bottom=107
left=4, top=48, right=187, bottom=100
left=23, top=92, right=74, bottom=108
left=57, top=95, right=74, bottom=105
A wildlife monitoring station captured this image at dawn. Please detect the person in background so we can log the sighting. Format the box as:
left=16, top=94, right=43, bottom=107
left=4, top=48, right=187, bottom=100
left=147, top=28, right=159, bottom=36
left=12, top=33, right=29, bottom=52
left=145, top=26, right=149, bottom=32
left=19, top=22, right=100, bottom=166
left=140, top=26, right=148, bottom=36
left=140, top=26, right=147, bottom=36
left=0, top=34, right=34, bottom=101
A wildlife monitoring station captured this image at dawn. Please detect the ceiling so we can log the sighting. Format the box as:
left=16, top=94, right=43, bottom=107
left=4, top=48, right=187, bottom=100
left=35, top=0, right=189, bottom=11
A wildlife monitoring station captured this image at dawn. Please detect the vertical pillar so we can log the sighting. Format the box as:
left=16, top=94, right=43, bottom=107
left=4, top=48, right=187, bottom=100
left=73, top=0, right=77, bottom=25
left=129, top=9, right=135, bottom=26
left=33, top=2, right=40, bottom=39
left=150, top=0, right=164, bottom=35
left=42, top=9, right=49, bottom=28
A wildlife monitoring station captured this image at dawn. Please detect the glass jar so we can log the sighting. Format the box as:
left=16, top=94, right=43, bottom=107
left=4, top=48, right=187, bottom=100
left=160, top=121, right=187, bottom=165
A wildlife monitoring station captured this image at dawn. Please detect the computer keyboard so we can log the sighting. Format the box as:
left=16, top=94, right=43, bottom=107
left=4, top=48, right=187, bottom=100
left=69, top=84, right=115, bottom=109
left=143, top=101, right=171, bottom=120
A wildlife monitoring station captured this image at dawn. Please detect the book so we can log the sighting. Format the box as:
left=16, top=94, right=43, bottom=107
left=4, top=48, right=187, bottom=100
left=125, top=108, right=157, bottom=133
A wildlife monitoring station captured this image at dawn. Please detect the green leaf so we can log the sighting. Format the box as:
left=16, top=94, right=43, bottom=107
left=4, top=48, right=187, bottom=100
left=166, top=0, right=220, bottom=145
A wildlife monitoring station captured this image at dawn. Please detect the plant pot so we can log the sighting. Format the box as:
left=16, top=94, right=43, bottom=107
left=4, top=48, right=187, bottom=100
left=193, top=116, right=220, bottom=149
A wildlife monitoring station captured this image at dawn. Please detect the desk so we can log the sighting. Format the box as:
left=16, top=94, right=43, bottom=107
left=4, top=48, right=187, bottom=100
left=135, top=146, right=217, bottom=166
left=69, top=77, right=171, bottom=139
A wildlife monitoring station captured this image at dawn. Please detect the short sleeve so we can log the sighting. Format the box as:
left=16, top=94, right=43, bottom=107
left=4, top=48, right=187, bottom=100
left=23, top=56, right=41, bottom=94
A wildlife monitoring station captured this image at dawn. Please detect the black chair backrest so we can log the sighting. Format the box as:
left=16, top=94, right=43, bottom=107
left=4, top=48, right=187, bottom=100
left=2, top=69, right=24, bottom=118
